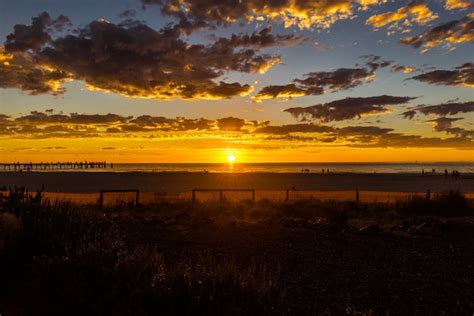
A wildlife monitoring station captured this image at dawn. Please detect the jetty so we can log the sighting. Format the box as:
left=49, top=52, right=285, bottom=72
left=0, top=161, right=111, bottom=171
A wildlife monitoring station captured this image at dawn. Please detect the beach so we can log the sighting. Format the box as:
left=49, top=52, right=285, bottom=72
left=1, top=171, right=473, bottom=193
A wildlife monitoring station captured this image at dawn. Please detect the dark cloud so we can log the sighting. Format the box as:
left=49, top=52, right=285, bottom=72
left=361, top=54, right=393, bottom=72
left=16, top=111, right=131, bottom=124
left=5, top=12, right=71, bottom=52
left=409, top=63, right=473, bottom=88
left=212, top=27, right=304, bottom=49
left=217, top=117, right=246, bottom=131
left=254, top=67, right=375, bottom=100
left=360, top=55, right=415, bottom=73
left=399, top=13, right=474, bottom=52
left=426, top=117, right=474, bottom=137
left=402, top=101, right=474, bottom=118
left=2, top=14, right=290, bottom=100
left=427, top=117, right=463, bottom=132
left=284, top=95, right=416, bottom=123
left=255, top=124, right=335, bottom=135
left=0, top=49, right=72, bottom=95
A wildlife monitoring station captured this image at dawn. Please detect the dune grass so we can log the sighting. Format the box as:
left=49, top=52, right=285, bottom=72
left=0, top=188, right=472, bottom=315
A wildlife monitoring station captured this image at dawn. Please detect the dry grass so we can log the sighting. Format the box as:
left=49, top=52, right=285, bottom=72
left=0, top=188, right=473, bottom=315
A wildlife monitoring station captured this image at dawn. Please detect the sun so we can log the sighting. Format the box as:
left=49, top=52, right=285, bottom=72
left=227, top=154, right=236, bottom=163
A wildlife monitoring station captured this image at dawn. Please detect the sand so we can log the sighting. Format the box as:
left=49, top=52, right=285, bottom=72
left=1, top=171, right=473, bottom=194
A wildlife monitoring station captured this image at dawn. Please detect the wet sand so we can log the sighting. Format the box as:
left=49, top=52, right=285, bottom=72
left=1, top=171, right=473, bottom=193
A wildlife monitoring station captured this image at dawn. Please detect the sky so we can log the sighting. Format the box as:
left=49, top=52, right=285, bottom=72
left=0, top=0, right=473, bottom=163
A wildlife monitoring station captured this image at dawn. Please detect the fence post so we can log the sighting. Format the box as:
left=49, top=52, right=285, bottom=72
left=192, top=190, right=196, bottom=203
left=286, top=189, right=289, bottom=201
left=252, top=189, right=255, bottom=201
left=355, top=189, right=359, bottom=203
left=219, top=190, right=223, bottom=202
left=135, top=190, right=140, bottom=207
left=99, top=190, right=104, bottom=209
left=426, top=189, right=431, bottom=201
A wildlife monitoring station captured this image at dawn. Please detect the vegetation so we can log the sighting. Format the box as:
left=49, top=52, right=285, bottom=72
left=0, top=188, right=473, bottom=315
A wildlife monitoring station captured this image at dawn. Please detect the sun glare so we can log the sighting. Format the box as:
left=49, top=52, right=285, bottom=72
left=227, top=154, right=236, bottom=163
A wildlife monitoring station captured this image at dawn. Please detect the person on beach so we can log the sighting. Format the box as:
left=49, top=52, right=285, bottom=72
left=422, top=169, right=424, bottom=175
left=445, top=169, right=448, bottom=178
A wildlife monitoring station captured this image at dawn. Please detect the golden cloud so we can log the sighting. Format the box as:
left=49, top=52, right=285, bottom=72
left=143, top=0, right=386, bottom=30
left=366, top=0, right=438, bottom=33
left=399, top=13, right=474, bottom=52
left=445, top=0, right=472, bottom=10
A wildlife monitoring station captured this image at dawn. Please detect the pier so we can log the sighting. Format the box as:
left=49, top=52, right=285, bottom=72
left=1, top=161, right=111, bottom=171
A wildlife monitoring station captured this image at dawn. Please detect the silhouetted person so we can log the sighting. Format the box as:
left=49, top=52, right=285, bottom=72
left=322, top=169, right=325, bottom=174
left=292, top=186, right=296, bottom=191
left=444, top=169, right=448, bottom=178
left=111, top=163, right=114, bottom=169
left=432, top=168, right=435, bottom=174
left=422, top=169, right=425, bottom=176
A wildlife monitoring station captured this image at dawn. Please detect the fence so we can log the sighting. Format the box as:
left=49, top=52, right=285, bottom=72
left=99, top=189, right=140, bottom=208
left=0, top=188, right=464, bottom=206
left=192, top=189, right=255, bottom=203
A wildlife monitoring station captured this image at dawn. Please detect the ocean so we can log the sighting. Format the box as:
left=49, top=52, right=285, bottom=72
left=16, top=162, right=471, bottom=174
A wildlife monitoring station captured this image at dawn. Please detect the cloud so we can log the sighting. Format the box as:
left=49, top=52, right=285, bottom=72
left=427, top=117, right=463, bottom=132
left=142, top=0, right=386, bottom=30
left=41, top=146, right=67, bottom=150
left=361, top=54, right=415, bottom=73
left=4, top=12, right=70, bottom=52
left=444, top=0, right=472, bottom=10
left=0, top=47, right=72, bottom=95
left=409, top=63, right=473, bottom=88
left=16, top=111, right=132, bottom=124
left=1, top=111, right=472, bottom=148
left=253, top=67, right=375, bottom=101
left=402, top=102, right=474, bottom=137
left=216, top=117, right=246, bottom=132
left=399, top=13, right=474, bottom=52
left=212, top=27, right=305, bottom=49
left=367, top=0, right=438, bottom=34
left=2, top=13, right=292, bottom=100
left=0, top=111, right=271, bottom=136
left=284, top=95, right=416, bottom=122
left=402, top=101, right=474, bottom=118
left=255, top=124, right=335, bottom=135
left=391, top=64, right=415, bottom=73
left=425, top=117, right=473, bottom=137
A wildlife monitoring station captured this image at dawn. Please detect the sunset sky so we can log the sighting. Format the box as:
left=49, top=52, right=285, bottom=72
left=0, top=0, right=473, bottom=163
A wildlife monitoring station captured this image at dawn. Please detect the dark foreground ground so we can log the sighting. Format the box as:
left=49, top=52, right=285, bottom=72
left=1, top=190, right=473, bottom=315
